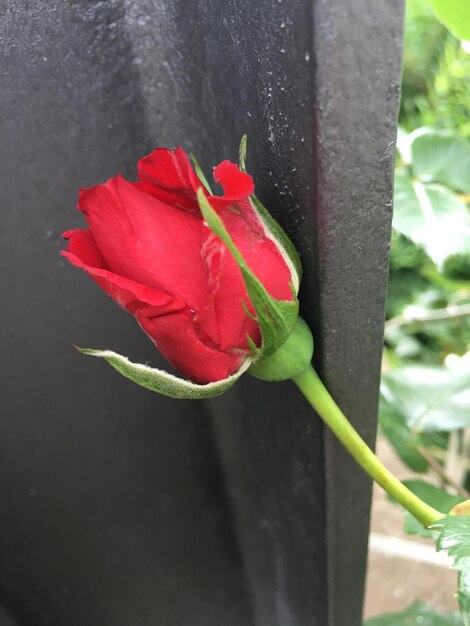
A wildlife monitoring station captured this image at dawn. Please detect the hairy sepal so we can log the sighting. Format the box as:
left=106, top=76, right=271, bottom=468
left=76, top=347, right=253, bottom=399
left=249, top=194, right=302, bottom=291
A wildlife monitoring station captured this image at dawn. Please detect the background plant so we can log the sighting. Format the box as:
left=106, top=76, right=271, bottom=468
left=365, top=0, right=470, bottom=623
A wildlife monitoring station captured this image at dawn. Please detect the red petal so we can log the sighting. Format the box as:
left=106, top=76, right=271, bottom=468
left=209, top=193, right=293, bottom=302
left=78, top=176, right=209, bottom=309
left=62, top=229, right=182, bottom=313
left=62, top=228, right=107, bottom=269
left=62, top=230, right=245, bottom=383
left=137, top=308, right=245, bottom=384
left=195, top=237, right=261, bottom=350
left=208, top=160, right=255, bottom=211
left=136, top=147, right=201, bottom=213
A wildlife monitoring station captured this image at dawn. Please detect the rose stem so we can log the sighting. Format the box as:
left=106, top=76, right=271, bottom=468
left=292, top=365, right=442, bottom=527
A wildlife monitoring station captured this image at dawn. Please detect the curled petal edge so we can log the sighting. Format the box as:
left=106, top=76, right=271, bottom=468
left=75, top=346, right=254, bottom=399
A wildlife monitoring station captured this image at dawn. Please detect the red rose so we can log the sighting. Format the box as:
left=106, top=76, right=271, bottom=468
left=63, top=147, right=296, bottom=384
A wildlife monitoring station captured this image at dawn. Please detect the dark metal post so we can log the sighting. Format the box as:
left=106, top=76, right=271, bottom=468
left=0, top=1, right=404, bottom=624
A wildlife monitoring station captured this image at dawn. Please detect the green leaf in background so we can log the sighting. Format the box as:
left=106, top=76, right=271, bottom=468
left=393, top=170, right=470, bottom=268
left=396, top=126, right=413, bottom=164
left=460, top=570, right=470, bottom=626
left=399, top=0, right=449, bottom=130
left=402, top=510, right=434, bottom=538
left=387, top=3, right=470, bottom=622
left=381, top=358, right=470, bottom=433
left=379, top=398, right=430, bottom=472
left=402, top=479, right=465, bottom=512
left=385, top=232, right=470, bottom=362
left=444, top=252, right=470, bottom=283
left=410, top=128, right=470, bottom=193
left=431, top=515, right=470, bottom=568
left=400, top=0, right=470, bottom=136
left=430, top=515, right=470, bottom=624
left=427, top=0, right=470, bottom=42
left=399, top=479, right=465, bottom=538
left=364, top=600, right=463, bottom=625
left=385, top=231, right=438, bottom=320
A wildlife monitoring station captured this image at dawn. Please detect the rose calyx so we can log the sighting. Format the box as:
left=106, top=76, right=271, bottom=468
left=248, top=317, right=314, bottom=382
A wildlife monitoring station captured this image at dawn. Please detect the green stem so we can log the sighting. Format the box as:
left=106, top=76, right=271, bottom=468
left=292, top=365, right=442, bottom=528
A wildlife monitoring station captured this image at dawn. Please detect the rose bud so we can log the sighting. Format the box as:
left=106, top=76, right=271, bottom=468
left=63, top=139, right=306, bottom=396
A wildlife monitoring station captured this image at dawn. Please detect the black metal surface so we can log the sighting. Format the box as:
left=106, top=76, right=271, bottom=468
left=309, top=4, right=405, bottom=626
left=0, top=1, right=404, bottom=625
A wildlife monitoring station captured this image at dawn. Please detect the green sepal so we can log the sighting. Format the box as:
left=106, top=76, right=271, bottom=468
left=246, top=335, right=258, bottom=351
left=197, top=189, right=299, bottom=356
left=250, top=193, right=302, bottom=288
left=239, top=134, right=248, bottom=172
left=248, top=317, right=313, bottom=381
left=238, top=135, right=302, bottom=287
left=241, top=299, right=258, bottom=322
left=190, top=153, right=213, bottom=194
left=76, top=346, right=253, bottom=399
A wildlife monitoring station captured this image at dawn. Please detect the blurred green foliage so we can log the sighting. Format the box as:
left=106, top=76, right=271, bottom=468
left=364, top=601, right=463, bottom=625
left=375, top=0, right=470, bottom=621
left=400, top=0, right=470, bottom=136
left=384, top=0, right=470, bottom=398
